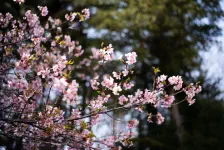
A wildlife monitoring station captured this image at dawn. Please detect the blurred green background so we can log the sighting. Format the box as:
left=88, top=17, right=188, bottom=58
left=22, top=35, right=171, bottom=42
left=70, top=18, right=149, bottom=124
left=1, top=0, right=224, bottom=149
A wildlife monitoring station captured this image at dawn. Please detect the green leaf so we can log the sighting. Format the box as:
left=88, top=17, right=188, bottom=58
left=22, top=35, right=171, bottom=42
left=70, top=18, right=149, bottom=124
left=152, top=67, right=160, bottom=74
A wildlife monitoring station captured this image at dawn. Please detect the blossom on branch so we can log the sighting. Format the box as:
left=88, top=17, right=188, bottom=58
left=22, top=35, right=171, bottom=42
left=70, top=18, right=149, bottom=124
left=0, top=4, right=202, bottom=149
left=14, top=0, right=24, bottom=4
left=125, top=52, right=137, bottom=65
left=38, top=6, right=48, bottom=17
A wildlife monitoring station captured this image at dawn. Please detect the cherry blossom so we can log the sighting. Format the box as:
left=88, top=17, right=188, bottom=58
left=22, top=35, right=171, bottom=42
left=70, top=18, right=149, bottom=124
left=81, top=8, right=90, bottom=20
left=122, top=69, right=129, bottom=77
left=125, top=52, right=137, bottom=65
left=0, top=1, right=202, bottom=149
left=15, top=52, right=31, bottom=72
left=101, top=75, right=114, bottom=89
left=162, top=95, right=175, bottom=108
left=119, top=95, right=128, bottom=105
left=112, top=84, right=122, bottom=95
left=25, top=10, right=39, bottom=27
left=184, top=83, right=202, bottom=105
left=123, top=82, right=134, bottom=90
left=112, top=71, right=121, bottom=80
left=157, top=74, right=167, bottom=88
left=37, top=68, right=50, bottom=78
left=53, top=77, right=68, bottom=92
left=38, top=6, right=48, bottom=17
left=14, top=0, right=24, bottom=4
left=168, top=75, right=183, bottom=90
left=90, top=75, right=100, bottom=90
left=65, top=12, right=77, bottom=22
left=63, top=80, right=79, bottom=105
left=157, top=112, right=165, bottom=125
left=143, top=89, right=157, bottom=104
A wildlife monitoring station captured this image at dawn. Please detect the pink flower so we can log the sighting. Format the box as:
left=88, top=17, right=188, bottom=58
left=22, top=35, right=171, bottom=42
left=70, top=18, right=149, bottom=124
left=118, top=95, right=128, bottom=105
left=162, top=95, right=175, bottom=108
left=81, top=129, right=91, bottom=144
left=15, top=53, right=31, bottom=72
left=57, top=55, right=67, bottom=69
left=143, top=89, right=157, bottom=104
left=184, top=84, right=201, bottom=105
left=122, top=69, right=129, bottom=77
left=63, top=80, right=79, bottom=105
left=53, top=77, right=68, bottom=92
left=99, top=44, right=114, bottom=61
left=105, top=44, right=114, bottom=54
left=136, top=91, right=143, bottom=99
left=168, top=76, right=183, bottom=90
left=102, top=136, right=116, bottom=147
left=195, top=85, right=202, bottom=94
left=101, top=76, right=114, bottom=89
left=81, top=8, right=90, bottom=20
left=125, top=52, right=137, bottom=65
left=14, top=0, right=24, bottom=4
left=52, top=64, right=60, bottom=76
left=157, top=74, right=167, bottom=88
left=90, top=48, right=101, bottom=59
left=90, top=95, right=110, bottom=110
left=33, top=26, right=44, bottom=37
left=123, top=82, right=134, bottom=90
left=37, top=68, right=50, bottom=78
left=158, top=74, right=167, bottom=82
left=112, top=84, right=122, bottom=95
left=8, top=78, right=28, bottom=91
left=157, top=112, right=165, bottom=125
left=38, top=6, right=48, bottom=16
left=90, top=75, right=100, bottom=90
left=25, top=10, right=39, bottom=27
left=71, top=109, right=81, bottom=119
left=187, top=97, right=195, bottom=106
left=112, top=71, right=121, bottom=80
left=128, top=119, right=139, bottom=128
left=65, top=12, right=77, bottom=22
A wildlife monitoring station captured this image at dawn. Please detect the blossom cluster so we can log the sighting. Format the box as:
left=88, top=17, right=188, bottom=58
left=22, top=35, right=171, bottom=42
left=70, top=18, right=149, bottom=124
left=0, top=1, right=202, bottom=149
left=14, top=0, right=24, bottom=4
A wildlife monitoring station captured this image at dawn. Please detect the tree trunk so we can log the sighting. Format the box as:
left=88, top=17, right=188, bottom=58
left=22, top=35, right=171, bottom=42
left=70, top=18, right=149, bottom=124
left=171, top=105, right=185, bottom=148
